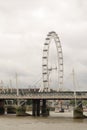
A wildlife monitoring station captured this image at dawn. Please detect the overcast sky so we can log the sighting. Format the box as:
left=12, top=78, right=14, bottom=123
left=0, top=0, right=87, bottom=90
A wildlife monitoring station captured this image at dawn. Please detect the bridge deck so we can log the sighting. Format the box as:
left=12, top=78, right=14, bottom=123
left=0, top=91, right=87, bottom=100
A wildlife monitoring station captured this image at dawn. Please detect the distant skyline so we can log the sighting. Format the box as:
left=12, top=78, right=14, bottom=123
left=0, top=0, right=87, bottom=90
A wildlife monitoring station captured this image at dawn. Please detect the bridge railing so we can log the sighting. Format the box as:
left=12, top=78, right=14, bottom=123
left=0, top=91, right=87, bottom=99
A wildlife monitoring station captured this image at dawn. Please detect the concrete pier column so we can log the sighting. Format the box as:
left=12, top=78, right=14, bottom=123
left=32, top=99, right=37, bottom=116
left=16, top=106, right=26, bottom=116
left=73, top=100, right=84, bottom=118
left=37, top=99, right=40, bottom=116
left=0, top=100, right=5, bottom=115
left=41, top=99, right=47, bottom=116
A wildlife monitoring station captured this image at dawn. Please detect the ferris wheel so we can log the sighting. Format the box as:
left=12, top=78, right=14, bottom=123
left=42, top=31, right=63, bottom=91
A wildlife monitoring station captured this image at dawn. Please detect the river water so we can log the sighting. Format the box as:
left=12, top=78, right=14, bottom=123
left=0, top=112, right=87, bottom=130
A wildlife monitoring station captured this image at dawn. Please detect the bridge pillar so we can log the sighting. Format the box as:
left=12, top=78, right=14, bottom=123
left=32, top=99, right=37, bottom=116
left=73, top=100, right=84, bottom=118
left=32, top=99, right=40, bottom=116
left=37, top=99, right=40, bottom=116
left=0, top=99, right=5, bottom=115
left=41, top=99, right=49, bottom=116
left=16, top=106, right=26, bottom=116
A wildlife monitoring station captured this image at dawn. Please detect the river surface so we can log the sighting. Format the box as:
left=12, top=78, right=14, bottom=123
left=0, top=112, right=87, bottom=130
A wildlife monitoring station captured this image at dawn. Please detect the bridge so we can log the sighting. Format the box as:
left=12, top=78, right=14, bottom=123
left=0, top=91, right=87, bottom=100
left=0, top=90, right=86, bottom=118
